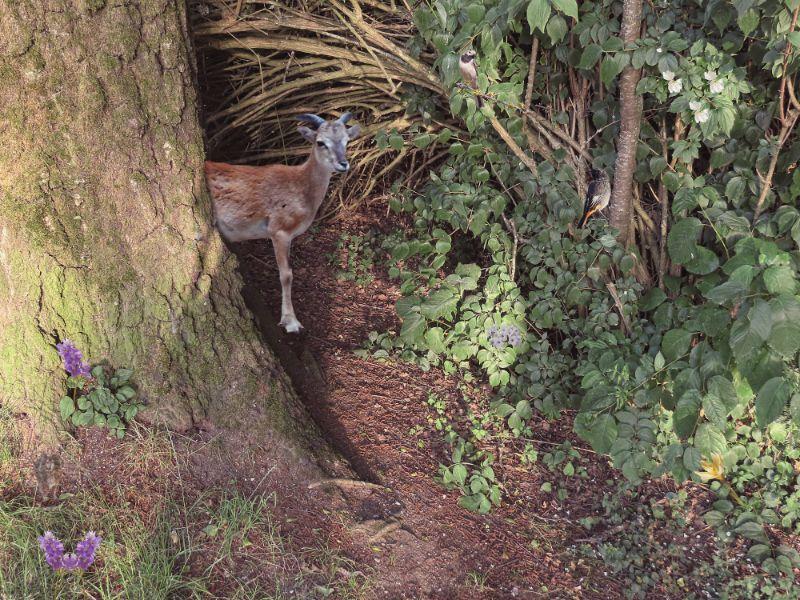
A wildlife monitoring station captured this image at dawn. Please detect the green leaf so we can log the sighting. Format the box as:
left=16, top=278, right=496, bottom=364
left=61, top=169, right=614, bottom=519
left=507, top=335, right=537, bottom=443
left=724, top=177, right=746, bottom=206
left=769, top=294, right=800, bottom=356
left=578, top=44, right=602, bottom=70
left=704, top=281, right=747, bottom=305
left=114, top=368, right=133, bottom=383
left=124, top=405, right=138, bottom=421
left=674, top=390, right=702, bottom=439
left=737, top=9, right=759, bottom=36
left=667, top=218, right=702, bottom=264
left=685, top=246, right=719, bottom=275
left=662, top=328, right=692, bottom=361
left=425, top=327, right=446, bottom=354
left=400, top=312, right=425, bottom=344
left=639, top=287, right=666, bottom=311
left=116, top=385, right=136, bottom=400
left=526, top=0, right=551, bottom=33
left=708, top=376, right=738, bottom=412
left=702, top=392, right=729, bottom=428
left=452, top=464, right=467, bottom=486
left=546, top=14, right=568, bottom=44
left=756, top=377, right=790, bottom=428
left=735, top=521, right=769, bottom=544
left=694, top=423, right=727, bottom=457
left=583, top=414, right=618, bottom=454
left=420, top=288, right=459, bottom=320
left=748, top=299, right=773, bottom=342
left=600, top=57, right=623, bottom=85
left=763, top=265, right=796, bottom=295
left=59, top=396, right=75, bottom=421
left=552, top=0, right=579, bottom=20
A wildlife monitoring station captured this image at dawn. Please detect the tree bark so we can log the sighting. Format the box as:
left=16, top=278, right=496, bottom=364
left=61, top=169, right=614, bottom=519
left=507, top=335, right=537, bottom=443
left=0, top=0, right=320, bottom=459
left=610, top=0, right=644, bottom=246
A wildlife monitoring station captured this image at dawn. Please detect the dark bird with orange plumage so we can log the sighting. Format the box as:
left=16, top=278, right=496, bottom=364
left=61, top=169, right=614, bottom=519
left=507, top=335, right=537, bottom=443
left=578, top=169, right=611, bottom=227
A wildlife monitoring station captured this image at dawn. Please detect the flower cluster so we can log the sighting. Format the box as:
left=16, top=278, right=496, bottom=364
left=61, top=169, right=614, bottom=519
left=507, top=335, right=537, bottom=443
left=487, top=324, right=522, bottom=348
left=38, top=531, right=101, bottom=571
left=56, top=340, right=91, bottom=378
left=663, top=70, right=682, bottom=94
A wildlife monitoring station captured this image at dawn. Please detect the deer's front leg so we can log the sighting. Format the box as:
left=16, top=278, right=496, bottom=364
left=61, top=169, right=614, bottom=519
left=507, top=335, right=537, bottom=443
left=271, top=231, right=302, bottom=333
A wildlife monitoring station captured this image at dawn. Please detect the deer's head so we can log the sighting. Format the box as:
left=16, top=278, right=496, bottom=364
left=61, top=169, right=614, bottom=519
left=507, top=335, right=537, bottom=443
left=297, top=113, right=361, bottom=173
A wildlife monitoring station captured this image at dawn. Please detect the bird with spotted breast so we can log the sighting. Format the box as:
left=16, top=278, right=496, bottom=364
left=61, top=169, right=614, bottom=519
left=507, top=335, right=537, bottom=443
left=459, top=50, right=483, bottom=107
left=578, top=169, right=611, bottom=227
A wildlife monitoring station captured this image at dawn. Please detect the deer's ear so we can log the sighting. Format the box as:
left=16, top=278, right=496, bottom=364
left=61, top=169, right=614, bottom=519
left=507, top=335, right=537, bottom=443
left=298, top=126, right=317, bottom=143
left=346, top=124, right=362, bottom=140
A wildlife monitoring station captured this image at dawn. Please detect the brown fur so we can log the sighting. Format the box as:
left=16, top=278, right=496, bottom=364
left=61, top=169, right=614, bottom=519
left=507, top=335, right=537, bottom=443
left=203, top=114, right=360, bottom=333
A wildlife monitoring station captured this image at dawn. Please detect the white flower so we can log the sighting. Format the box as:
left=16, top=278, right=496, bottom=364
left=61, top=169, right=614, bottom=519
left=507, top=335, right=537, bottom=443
left=704, top=70, right=718, bottom=81
left=689, top=100, right=703, bottom=111
left=657, top=47, right=663, bottom=53
left=662, top=70, right=675, bottom=81
left=709, top=79, right=725, bottom=94
left=695, top=108, right=710, bottom=123
left=668, top=78, right=683, bottom=94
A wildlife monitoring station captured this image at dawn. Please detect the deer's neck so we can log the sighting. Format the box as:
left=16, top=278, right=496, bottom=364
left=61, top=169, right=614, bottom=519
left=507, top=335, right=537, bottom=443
left=301, top=152, right=333, bottom=214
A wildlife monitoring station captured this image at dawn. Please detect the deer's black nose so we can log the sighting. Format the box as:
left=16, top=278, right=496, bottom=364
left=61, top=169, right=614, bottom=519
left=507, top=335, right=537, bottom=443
left=337, top=160, right=350, bottom=171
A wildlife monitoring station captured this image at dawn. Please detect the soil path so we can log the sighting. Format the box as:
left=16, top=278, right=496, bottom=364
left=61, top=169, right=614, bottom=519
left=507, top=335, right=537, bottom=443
left=235, top=204, right=621, bottom=599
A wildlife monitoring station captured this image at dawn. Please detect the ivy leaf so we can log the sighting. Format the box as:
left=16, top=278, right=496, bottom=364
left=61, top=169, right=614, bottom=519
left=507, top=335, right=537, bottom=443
left=640, top=287, right=666, bottom=311
left=756, top=377, right=790, bottom=428
left=526, top=0, right=551, bottom=33
left=708, top=376, right=738, bottom=412
left=552, top=0, right=579, bottom=20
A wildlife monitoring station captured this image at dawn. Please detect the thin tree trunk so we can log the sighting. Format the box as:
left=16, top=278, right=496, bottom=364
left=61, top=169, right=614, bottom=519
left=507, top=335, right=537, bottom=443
left=0, top=0, right=323, bottom=463
left=610, top=0, right=644, bottom=245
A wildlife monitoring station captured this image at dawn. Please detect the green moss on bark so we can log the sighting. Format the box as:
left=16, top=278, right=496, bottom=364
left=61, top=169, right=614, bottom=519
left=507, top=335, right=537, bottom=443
left=0, top=0, right=323, bottom=460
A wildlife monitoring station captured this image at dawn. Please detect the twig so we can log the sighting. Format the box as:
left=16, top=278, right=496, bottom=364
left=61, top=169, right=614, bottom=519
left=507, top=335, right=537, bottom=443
left=501, top=214, right=519, bottom=282
left=753, top=110, right=799, bottom=223
left=605, top=281, right=632, bottom=336
left=524, top=37, right=539, bottom=111
left=308, top=478, right=390, bottom=491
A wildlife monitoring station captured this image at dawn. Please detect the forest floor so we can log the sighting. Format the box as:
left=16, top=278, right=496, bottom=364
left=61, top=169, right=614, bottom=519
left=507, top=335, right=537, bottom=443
left=0, top=200, right=778, bottom=599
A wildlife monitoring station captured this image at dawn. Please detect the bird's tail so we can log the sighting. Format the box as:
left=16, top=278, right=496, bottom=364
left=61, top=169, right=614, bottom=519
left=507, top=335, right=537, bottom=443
left=578, top=204, right=597, bottom=228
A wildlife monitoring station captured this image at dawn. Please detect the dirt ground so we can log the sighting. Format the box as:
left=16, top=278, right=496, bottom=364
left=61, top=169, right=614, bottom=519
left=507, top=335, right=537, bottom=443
left=5, top=200, right=746, bottom=599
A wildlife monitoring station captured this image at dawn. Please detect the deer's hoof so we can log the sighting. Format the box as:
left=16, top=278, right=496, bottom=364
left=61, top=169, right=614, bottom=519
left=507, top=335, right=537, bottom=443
left=280, top=316, right=303, bottom=334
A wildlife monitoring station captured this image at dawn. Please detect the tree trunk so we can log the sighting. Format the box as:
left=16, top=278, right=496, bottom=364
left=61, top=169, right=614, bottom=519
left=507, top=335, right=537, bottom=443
left=0, top=0, right=319, bottom=457
left=610, top=0, right=644, bottom=246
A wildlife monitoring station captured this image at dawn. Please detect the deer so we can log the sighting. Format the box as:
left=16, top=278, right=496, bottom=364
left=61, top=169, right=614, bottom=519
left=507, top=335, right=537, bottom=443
left=204, top=112, right=361, bottom=333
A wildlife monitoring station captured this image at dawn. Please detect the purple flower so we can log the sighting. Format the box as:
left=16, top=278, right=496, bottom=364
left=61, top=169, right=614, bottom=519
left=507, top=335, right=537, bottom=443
left=61, top=553, right=80, bottom=570
left=38, top=531, right=101, bottom=571
left=56, top=340, right=91, bottom=378
left=75, top=531, right=101, bottom=569
left=487, top=324, right=523, bottom=348
left=38, top=531, right=64, bottom=570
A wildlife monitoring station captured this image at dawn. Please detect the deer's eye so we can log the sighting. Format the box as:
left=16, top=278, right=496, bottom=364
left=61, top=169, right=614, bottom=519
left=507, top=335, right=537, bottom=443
left=316, top=140, right=326, bottom=148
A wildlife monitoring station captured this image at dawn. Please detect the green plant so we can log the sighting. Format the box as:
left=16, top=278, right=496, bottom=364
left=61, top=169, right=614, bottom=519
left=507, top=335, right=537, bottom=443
left=59, top=365, right=141, bottom=439
left=328, top=232, right=379, bottom=287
